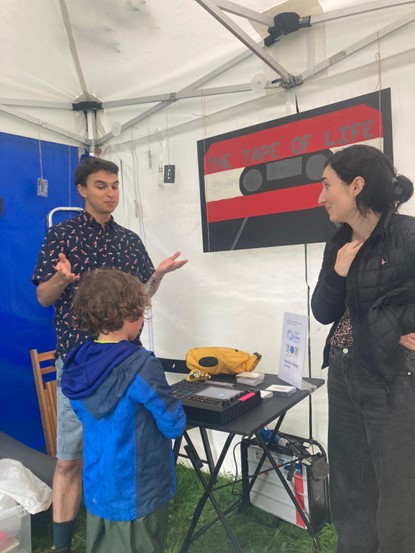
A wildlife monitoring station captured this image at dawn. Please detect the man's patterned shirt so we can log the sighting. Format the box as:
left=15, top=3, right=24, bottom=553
left=32, top=211, right=155, bottom=358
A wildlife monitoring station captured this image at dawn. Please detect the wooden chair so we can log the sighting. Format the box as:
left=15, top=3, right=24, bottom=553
left=30, top=349, right=57, bottom=457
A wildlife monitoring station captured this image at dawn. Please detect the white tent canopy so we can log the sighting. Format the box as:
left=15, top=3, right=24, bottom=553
left=2, top=0, right=414, bottom=148
left=1, top=0, right=415, bottom=464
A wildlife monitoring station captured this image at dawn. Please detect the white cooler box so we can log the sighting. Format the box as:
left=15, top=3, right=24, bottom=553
left=0, top=504, right=31, bottom=553
left=244, top=438, right=330, bottom=531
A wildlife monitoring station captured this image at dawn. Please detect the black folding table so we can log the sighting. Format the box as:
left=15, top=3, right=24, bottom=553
left=177, top=374, right=325, bottom=553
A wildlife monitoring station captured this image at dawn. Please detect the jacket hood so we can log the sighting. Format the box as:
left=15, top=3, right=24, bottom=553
left=61, top=338, right=138, bottom=399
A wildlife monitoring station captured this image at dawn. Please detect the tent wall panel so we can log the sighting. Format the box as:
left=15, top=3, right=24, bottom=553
left=0, top=132, right=81, bottom=450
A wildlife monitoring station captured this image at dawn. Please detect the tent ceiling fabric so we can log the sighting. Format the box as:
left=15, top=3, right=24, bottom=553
left=2, top=0, right=273, bottom=103
left=1, top=0, right=414, bottom=146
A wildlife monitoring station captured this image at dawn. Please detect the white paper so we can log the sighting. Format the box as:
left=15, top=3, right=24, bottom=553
left=278, top=312, right=308, bottom=389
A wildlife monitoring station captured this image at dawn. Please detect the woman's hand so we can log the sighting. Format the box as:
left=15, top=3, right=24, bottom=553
left=399, top=333, right=415, bottom=351
left=334, top=240, right=363, bottom=277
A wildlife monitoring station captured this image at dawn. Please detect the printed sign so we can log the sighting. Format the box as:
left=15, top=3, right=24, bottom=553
left=278, top=312, right=308, bottom=389
left=197, top=89, right=392, bottom=252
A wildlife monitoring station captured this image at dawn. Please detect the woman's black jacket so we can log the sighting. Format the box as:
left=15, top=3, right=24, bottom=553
left=311, top=210, right=415, bottom=378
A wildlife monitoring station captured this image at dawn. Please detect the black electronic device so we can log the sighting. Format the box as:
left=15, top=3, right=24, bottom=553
left=171, top=380, right=261, bottom=425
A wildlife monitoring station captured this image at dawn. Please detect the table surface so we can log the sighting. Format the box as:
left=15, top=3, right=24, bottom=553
left=183, top=374, right=325, bottom=436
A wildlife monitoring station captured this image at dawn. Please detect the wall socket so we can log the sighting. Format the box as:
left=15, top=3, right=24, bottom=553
left=164, top=164, right=175, bottom=183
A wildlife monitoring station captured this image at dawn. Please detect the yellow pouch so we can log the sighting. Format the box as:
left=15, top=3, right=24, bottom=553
left=185, top=347, right=261, bottom=380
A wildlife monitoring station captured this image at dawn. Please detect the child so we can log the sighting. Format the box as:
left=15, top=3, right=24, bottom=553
left=61, top=268, right=186, bottom=553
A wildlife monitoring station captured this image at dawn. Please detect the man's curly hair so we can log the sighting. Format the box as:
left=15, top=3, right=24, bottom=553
left=72, top=268, right=151, bottom=336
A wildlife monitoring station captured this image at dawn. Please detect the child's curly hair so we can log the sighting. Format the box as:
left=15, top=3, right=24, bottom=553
left=72, top=268, right=151, bottom=336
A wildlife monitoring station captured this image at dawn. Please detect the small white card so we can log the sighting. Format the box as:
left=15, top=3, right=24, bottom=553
left=265, top=384, right=296, bottom=396
left=278, top=312, right=308, bottom=389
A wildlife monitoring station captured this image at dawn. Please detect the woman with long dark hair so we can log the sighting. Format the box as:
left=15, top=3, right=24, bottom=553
left=312, top=144, right=415, bottom=553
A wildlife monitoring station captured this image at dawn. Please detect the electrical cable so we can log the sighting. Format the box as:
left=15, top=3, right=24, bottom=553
left=131, top=148, right=155, bottom=351
left=292, top=90, right=315, bottom=443
left=37, top=134, right=44, bottom=181
left=304, top=243, right=314, bottom=441
left=201, top=95, right=211, bottom=252
left=67, top=146, right=72, bottom=206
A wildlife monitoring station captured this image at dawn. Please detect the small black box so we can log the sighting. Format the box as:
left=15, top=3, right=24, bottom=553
left=164, top=164, right=175, bottom=183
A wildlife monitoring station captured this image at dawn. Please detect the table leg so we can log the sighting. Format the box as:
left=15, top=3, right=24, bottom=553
left=179, top=433, right=243, bottom=553
left=199, top=427, right=215, bottom=473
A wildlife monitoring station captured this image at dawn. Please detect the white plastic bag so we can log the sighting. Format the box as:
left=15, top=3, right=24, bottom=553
left=0, top=459, right=52, bottom=514
left=0, top=493, right=17, bottom=511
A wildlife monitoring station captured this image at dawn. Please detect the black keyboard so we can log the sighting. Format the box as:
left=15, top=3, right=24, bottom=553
left=171, top=379, right=261, bottom=425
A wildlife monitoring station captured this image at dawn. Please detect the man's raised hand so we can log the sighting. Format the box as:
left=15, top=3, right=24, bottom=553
left=54, top=253, right=80, bottom=283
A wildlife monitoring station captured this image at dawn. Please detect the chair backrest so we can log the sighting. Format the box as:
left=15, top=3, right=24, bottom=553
left=30, top=349, right=57, bottom=457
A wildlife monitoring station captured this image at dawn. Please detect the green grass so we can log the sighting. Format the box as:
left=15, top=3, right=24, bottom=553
left=32, top=464, right=337, bottom=553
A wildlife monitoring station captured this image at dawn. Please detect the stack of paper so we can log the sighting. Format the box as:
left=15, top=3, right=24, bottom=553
left=236, top=372, right=265, bottom=386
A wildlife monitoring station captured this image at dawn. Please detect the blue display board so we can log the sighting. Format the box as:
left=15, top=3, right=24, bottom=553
left=0, top=132, right=82, bottom=450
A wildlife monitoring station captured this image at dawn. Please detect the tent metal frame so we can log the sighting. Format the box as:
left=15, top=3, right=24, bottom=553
left=0, top=0, right=414, bottom=148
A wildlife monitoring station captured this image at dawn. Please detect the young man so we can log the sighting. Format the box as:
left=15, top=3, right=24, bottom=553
left=32, top=157, right=187, bottom=553
left=61, top=268, right=186, bottom=553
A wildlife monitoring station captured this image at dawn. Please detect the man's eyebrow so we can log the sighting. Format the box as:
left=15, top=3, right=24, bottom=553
left=93, top=179, right=119, bottom=185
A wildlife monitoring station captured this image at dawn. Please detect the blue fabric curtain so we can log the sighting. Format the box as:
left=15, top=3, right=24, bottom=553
left=0, top=131, right=82, bottom=450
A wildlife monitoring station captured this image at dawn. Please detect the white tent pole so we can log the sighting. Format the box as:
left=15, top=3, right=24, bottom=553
left=102, top=49, right=252, bottom=110
left=59, top=0, right=89, bottom=98
left=97, top=101, right=172, bottom=146
left=217, top=0, right=415, bottom=26
left=0, top=99, right=72, bottom=110
left=311, top=0, right=415, bottom=25
left=97, top=0, right=415, bottom=145
left=180, top=49, right=252, bottom=92
left=216, top=0, right=274, bottom=26
left=86, top=111, right=97, bottom=153
left=102, top=83, right=272, bottom=109
left=300, top=10, right=415, bottom=81
left=102, top=42, right=411, bottom=155
left=97, top=49, right=253, bottom=145
left=194, top=0, right=293, bottom=81
left=0, top=103, right=90, bottom=146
